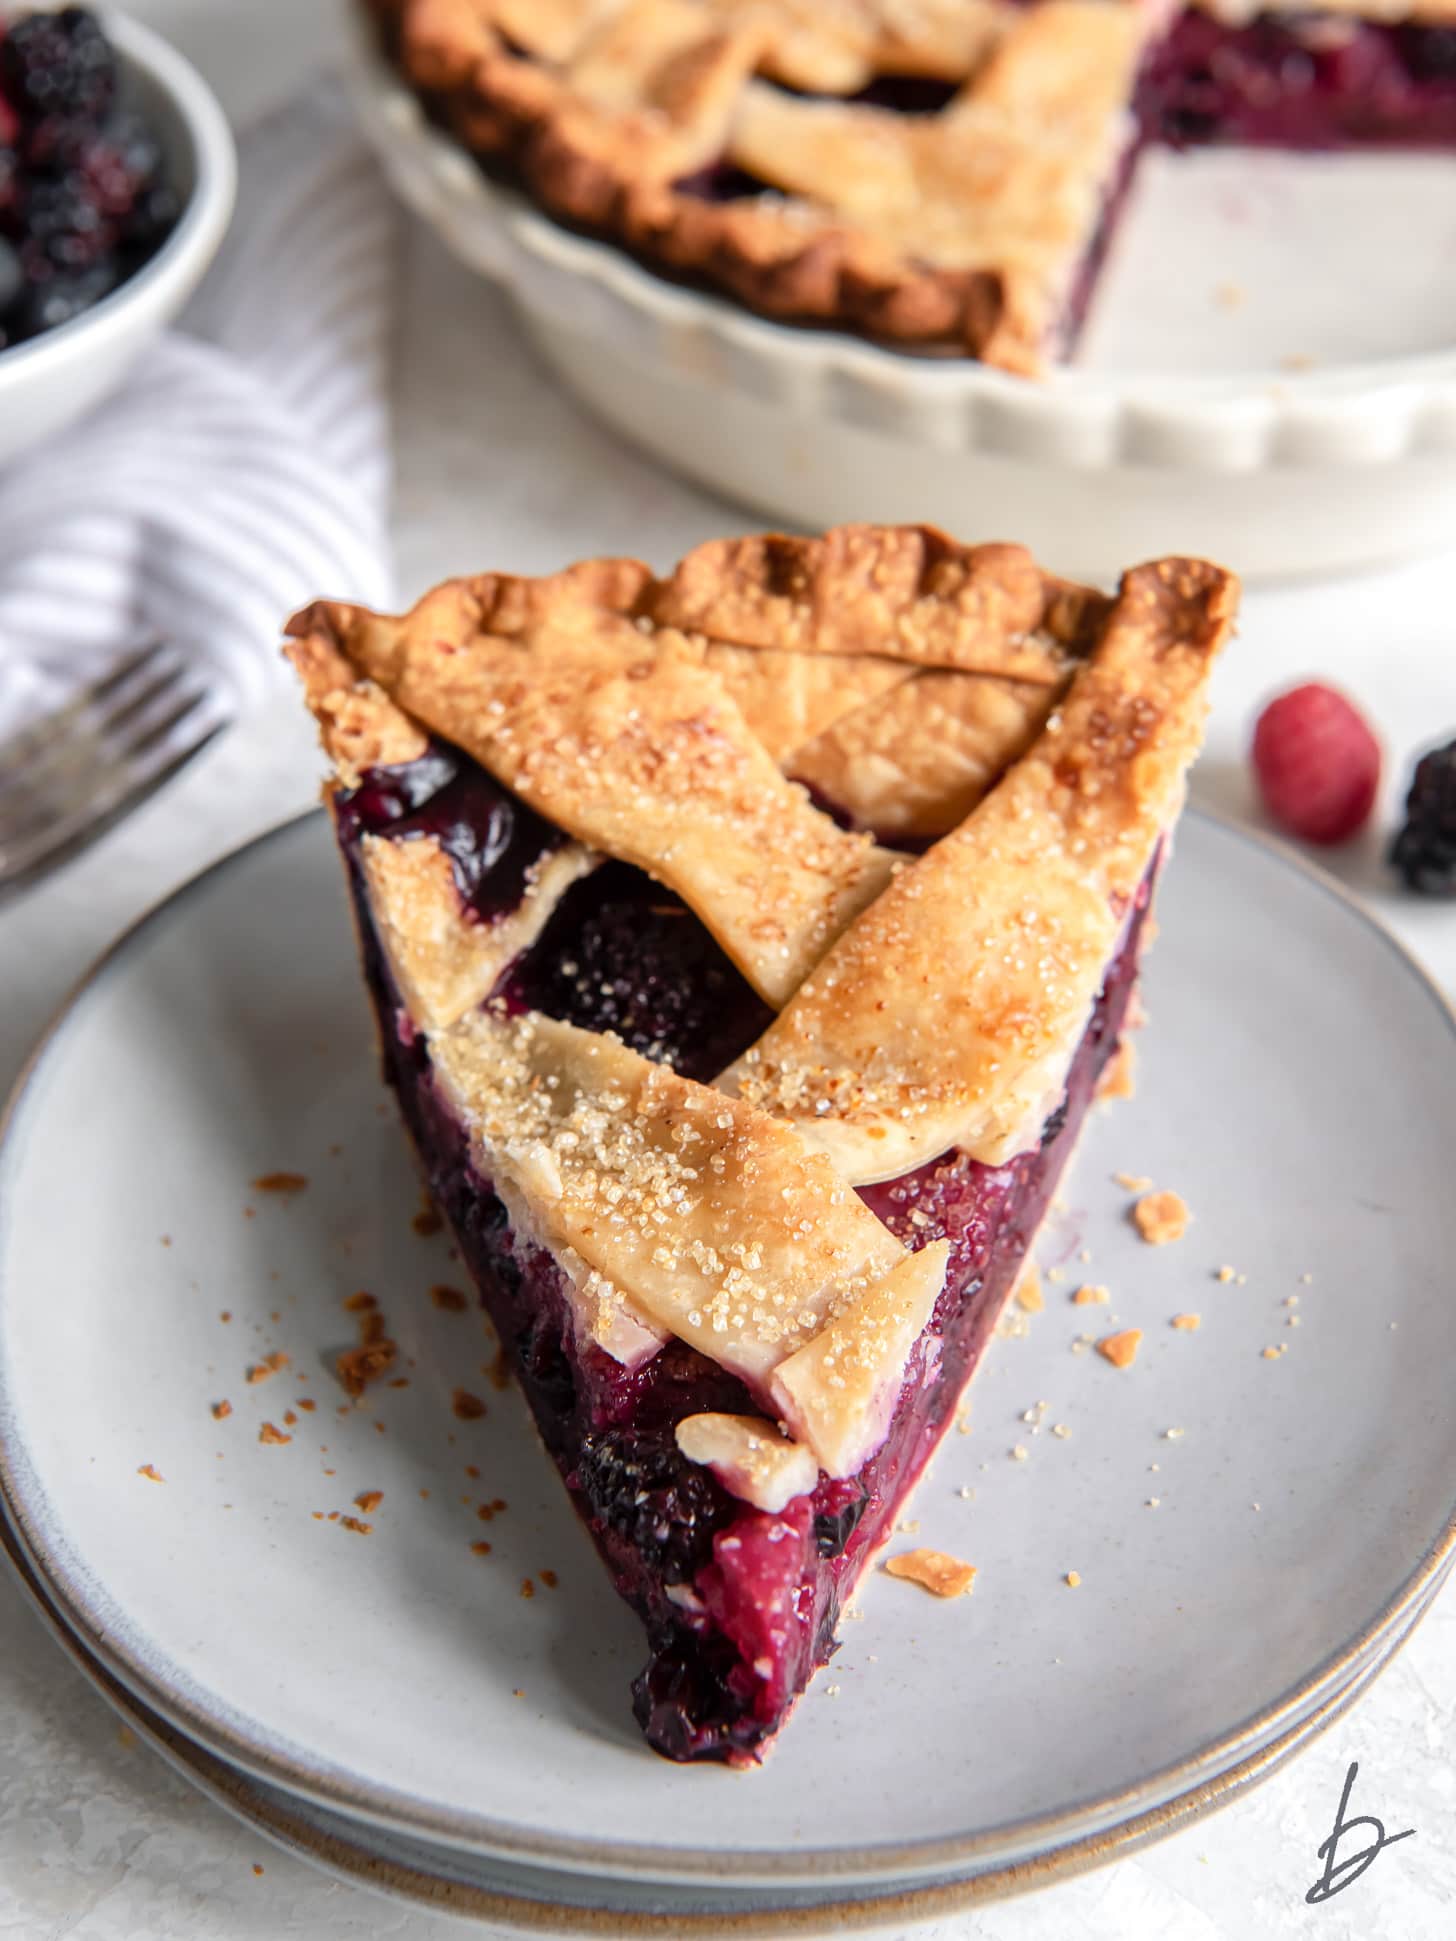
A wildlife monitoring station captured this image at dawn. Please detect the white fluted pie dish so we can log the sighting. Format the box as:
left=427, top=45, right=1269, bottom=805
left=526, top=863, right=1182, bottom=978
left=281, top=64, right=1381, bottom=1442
left=344, top=9, right=1456, bottom=583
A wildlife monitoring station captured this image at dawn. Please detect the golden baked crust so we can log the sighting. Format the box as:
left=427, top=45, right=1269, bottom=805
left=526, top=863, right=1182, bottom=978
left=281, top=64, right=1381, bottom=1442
left=788, top=667, right=1064, bottom=839
left=428, top=1008, right=927, bottom=1452
left=723, top=557, right=1237, bottom=1180
left=288, top=522, right=1235, bottom=1471
left=365, top=0, right=1151, bottom=366
left=648, top=529, right=1075, bottom=680
left=288, top=522, right=1101, bottom=833
left=289, top=585, right=897, bottom=1009
left=674, top=1413, right=820, bottom=1513
left=285, top=525, right=1113, bottom=1005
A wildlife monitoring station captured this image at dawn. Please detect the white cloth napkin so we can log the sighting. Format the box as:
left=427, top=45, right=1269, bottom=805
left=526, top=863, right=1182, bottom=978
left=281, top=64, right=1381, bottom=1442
left=0, top=83, right=397, bottom=738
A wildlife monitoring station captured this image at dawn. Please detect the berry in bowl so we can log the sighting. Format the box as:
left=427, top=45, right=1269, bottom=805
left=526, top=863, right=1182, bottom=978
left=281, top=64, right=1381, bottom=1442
left=0, top=5, right=235, bottom=466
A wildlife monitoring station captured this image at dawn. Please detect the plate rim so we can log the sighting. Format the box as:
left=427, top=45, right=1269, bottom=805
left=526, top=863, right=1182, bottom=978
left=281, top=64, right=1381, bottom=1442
left=2, top=1490, right=1444, bottom=1934
left=1, top=807, right=1455, bottom=1890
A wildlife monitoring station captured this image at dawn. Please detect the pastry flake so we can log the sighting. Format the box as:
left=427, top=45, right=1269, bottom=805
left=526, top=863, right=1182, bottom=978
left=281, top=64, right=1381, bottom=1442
left=1095, top=1328, right=1142, bottom=1369
left=1133, top=1189, right=1190, bottom=1245
left=884, top=1547, right=977, bottom=1598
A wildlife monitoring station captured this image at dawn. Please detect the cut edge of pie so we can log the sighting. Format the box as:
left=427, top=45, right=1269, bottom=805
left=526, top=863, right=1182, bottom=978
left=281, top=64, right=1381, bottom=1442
left=285, top=521, right=1237, bottom=1764
left=362, top=0, right=1456, bottom=369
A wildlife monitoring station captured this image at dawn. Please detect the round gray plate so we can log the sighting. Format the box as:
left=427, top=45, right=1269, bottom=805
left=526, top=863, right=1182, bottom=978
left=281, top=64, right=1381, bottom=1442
left=0, top=1496, right=1440, bottom=1934
left=1, top=811, right=1453, bottom=1893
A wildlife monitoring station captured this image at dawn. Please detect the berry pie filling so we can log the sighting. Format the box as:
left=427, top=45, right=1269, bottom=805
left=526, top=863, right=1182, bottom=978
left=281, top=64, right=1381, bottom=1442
left=675, top=12, right=1456, bottom=204
left=335, top=740, right=1151, bottom=1762
left=1139, top=14, right=1456, bottom=150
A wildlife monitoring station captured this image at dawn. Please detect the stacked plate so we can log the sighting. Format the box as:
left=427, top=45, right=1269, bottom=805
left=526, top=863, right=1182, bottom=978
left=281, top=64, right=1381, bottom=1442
left=1, top=811, right=1454, bottom=1931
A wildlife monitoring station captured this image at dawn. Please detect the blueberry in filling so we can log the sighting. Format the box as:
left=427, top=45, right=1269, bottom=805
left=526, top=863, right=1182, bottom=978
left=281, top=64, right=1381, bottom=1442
left=336, top=740, right=572, bottom=927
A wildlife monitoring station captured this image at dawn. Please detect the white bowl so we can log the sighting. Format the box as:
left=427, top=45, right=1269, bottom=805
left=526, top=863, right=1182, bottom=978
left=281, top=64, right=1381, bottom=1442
left=0, top=10, right=236, bottom=469
left=345, top=11, right=1456, bottom=583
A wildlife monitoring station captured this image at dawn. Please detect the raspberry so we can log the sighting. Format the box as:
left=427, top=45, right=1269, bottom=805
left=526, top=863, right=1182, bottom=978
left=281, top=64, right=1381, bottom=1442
left=1390, top=740, right=1456, bottom=895
left=1251, top=683, right=1381, bottom=846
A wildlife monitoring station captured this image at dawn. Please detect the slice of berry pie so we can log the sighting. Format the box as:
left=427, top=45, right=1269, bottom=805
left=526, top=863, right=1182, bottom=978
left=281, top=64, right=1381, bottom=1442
left=286, top=524, right=1237, bottom=1762
left=363, top=0, right=1456, bottom=367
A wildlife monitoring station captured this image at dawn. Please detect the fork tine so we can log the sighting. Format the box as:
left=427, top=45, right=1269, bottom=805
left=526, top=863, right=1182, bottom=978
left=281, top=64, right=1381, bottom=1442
left=0, top=662, right=198, bottom=832
left=0, top=644, right=189, bottom=807
left=0, top=639, right=173, bottom=781
left=115, top=684, right=225, bottom=767
left=0, top=678, right=224, bottom=849
left=0, top=698, right=229, bottom=892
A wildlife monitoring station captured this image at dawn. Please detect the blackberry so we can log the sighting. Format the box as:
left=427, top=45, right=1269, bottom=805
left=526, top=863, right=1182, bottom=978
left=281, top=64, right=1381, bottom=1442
left=576, top=1428, right=727, bottom=1583
left=0, top=9, right=116, bottom=128
left=1390, top=739, right=1456, bottom=895
left=1399, top=25, right=1456, bottom=82
left=53, top=113, right=165, bottom=211
left=0, top=235, right=19, bottom=315
left=122, top=180, right=179, bottom=251
left=506, top=863, right=773, bottom=1080
left=14, top=256, right=114, bottom=334
left=18, top=173, right=114, bottom=270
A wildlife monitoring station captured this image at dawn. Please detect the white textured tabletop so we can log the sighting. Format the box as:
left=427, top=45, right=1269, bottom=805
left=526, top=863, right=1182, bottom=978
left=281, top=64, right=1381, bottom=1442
left=1, top=5, right=1454, bottom=1936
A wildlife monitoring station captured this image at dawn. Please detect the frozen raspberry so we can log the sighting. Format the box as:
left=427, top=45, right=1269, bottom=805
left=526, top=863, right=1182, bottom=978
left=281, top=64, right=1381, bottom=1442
left=1390, top=739, right=1456, bottom=895
left=1251, top=683, right=1381, bottom=846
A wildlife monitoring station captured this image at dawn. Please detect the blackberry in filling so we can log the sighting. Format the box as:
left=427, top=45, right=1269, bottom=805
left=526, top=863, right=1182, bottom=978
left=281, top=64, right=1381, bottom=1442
left=335, top=738, right=1151, bottom=1762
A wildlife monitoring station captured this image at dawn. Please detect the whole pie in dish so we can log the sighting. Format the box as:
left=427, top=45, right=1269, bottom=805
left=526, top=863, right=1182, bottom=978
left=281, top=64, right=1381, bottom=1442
left=362, top=0, right=1456, bottom=369
left=287, top=523, right=1237, bottom=1763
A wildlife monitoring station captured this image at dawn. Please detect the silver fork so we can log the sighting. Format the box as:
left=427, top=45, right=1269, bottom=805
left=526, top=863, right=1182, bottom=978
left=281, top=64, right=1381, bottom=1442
left=0, top=641, right=235, bottom=895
